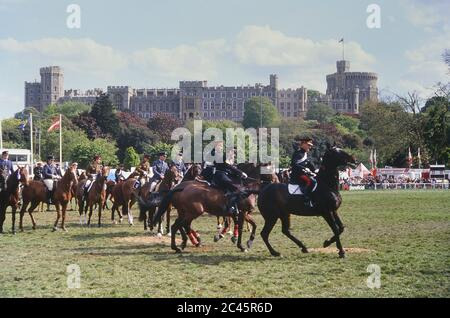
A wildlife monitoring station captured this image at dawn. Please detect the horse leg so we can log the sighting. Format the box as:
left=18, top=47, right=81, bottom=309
left=166, top=208, right=171, bottom=236
left=0, top=206, right=5, bottom=234
left=98, top=200, right=102, bottom=227
left=87, top=204, right=93, bottom=227
left=280, top=213, right=308, bottom=253
left=236, top=211, right=246, bottom=252
left=61, top=203, right=68, bottom=232
left=179, top=223, right=189, bottom=250
left=216, top=216, right=222, bottom=229
left=53, top=204, right=61, bottom=231
left=11, top=205, right=17, bottom=235
left=333, top=210, right=345, bottom=234
left=171, top=217, right=183, bottom=253
left=127, top=201, right=133, bottom=226
left=26, top=201, right=39, bottom=231
left=260, top=216, right=280, bottom=257
left=244, top=213, right=257, bottom=250
left=323, top=213, right=345, bottom=258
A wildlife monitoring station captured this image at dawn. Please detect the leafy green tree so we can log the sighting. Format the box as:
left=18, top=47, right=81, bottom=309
left=71, top=138, right=119, bottom=168
left=242, top=97, right=280, bottom=129
left=90, top=93, right=120, bottom=138
left=423, top=97, right=449, bottom=165
left=306, top=103, right=335, bottom=123
left=44, top=102, right=91, bottom=119
left=147, top=113, right=183, bottom=143
left=123, top=147, right=141, bottom=170
left=144, top=142, right=173, bottom=162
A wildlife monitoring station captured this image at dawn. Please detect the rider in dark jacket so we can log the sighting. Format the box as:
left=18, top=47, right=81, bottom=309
left=290, top=137, right=317, bottom=207
left=33, top=163, right=44, bottom=181
left=0, top=150, right=14, bottom=192
left=210, top=141, right=248, bottom=217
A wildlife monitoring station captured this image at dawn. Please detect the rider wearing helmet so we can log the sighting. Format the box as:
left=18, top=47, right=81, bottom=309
left=84, top=155, right=102, bottom=198
left=43, top=155, right=60, bottom=204
left=0, top=150, right=14, bottom=192
left=135, top=154, right=151, bottom=188
left=210, top=141, right=248, bottom=218
left=290, top=137, right=317, bottom=208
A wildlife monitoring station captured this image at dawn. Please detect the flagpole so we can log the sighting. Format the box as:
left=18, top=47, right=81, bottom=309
left=0, top=119, right=3, bottom=150
left=59, top=114, right=62, bottom=165
left=30, top=113, right=34, bottom=171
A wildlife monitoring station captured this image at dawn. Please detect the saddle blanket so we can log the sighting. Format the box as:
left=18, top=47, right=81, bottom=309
left=288, top=184, right=303, bottom=195
left=288, top=182, right=318, bottom=195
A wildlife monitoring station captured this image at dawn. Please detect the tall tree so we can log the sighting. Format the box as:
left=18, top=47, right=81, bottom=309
left=90, top=93, right=120, bottom=138
left=242, top=97, right=280, bottom=129
left=305, top=103, right=335, bottom=123
left=147, top=113, right=183, bottom=143
left=123, top=147, right=141, bottom=170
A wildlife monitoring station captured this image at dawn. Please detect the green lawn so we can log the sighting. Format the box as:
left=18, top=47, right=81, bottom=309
left=0, top=190, right=449, bottom=298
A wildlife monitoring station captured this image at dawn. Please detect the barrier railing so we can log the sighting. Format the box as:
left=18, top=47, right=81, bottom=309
left=344, top=183, right=449, bottom=191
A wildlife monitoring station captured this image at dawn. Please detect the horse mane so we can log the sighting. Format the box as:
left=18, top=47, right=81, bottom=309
left=317, top=149, right=340, bottom=192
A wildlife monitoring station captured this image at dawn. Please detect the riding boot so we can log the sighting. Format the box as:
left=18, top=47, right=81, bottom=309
left=47, top=190, right=54, bottom=205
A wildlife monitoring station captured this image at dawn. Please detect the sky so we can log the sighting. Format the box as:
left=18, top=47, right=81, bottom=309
left=0, top=0, right=449, bottom=119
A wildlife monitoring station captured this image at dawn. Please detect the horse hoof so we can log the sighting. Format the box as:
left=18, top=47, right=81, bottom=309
left=52, top=227, right=58, bottom=232
left=32, top=226, right=36, bottom=230
left=167, top=232, right=172, bottom=237
left=62, top=227, right=68, bottom=232
left=174, top=248, right=182, bottom=254
left=301, top=247, right=309, bottom=254
left=156, top=233, right=162, bottom=238
left=119, top=218, right=123, bottom=223
left=231, top=236, right=237, bottom=244
left=323, top=240, right=331, bottom=248
left=246, top=240, right=254, bottom=249
left=217, top=224, right=223, bottom=230
left=12, top=231, right=16, bottom=235
left=339, top=252, right=346, bottom=259
left=271, top=251, right=281, bottom=257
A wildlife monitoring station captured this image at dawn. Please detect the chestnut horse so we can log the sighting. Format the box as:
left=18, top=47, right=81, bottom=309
left=52, top=166, right=79, bottom=231
left=0, top=167, right=29, bottom=234
left=82, top=166, right=110, bottom=227
left=149, top=163, right=272, bottom=253
left=109, top=170, right=147, bottom=226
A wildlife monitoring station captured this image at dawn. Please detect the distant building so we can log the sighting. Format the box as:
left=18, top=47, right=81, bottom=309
left=325, top=60, right=378, bottom=114
left=24, top=61, right=378, bottom=120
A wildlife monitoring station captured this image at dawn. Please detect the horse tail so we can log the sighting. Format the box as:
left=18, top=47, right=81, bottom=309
left=137, top=195, right=150, bottom=222
left=152, top=188, right=182, bottom=226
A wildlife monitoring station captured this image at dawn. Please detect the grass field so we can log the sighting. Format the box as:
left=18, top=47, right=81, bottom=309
left=0, top=190, right=449, bottom=298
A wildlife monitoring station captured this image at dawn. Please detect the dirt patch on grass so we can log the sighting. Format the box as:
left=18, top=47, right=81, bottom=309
left=309, top=247, right=374, bottom=254
left=114, top=235, right=182, bottom=245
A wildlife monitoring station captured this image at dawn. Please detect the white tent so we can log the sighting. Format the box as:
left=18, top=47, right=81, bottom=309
left=351, top=163, right=370, bottom=178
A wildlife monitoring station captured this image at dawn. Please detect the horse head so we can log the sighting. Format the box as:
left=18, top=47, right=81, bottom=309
left=167, top=164, right=181, bottom=185
left=101, top=166, right=110, bottom=179
left=19, top=166, right=30, bottom=186
left=322, top=144, right=357, bottom=171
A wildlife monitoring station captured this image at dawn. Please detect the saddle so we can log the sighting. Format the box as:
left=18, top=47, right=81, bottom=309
left=287, top=182, right=318, bottom=195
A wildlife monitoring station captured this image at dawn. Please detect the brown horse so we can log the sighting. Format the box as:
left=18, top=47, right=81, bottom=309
left=109, top=170, right=147, bottom=226
left=82, top=166, right=110, bottom=227
left=0, top=167, right=29, bottom=234
left=52, top=166, right=79, bottom=231
left=138, top=165, right=181, bottom=234
left=103, top=180, right=116, bottom=210
left=149, top=163, right=273, bottom=253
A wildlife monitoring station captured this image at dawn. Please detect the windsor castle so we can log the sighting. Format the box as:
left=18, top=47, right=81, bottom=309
left=25, top=61, right=378, bottom=121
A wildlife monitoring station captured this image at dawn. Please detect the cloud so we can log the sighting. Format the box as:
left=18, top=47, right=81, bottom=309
left=0, top=91, right=21, bottom=119
left=131, top=39, right=228, bottom=80
left=234, top=25, right=376, bottom=69
left=0, top=37, right=128, bottom=78
left=402, top=0, right=450, bottom=32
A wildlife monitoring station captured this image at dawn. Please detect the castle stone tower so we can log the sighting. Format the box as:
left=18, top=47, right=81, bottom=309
left=40, top=66, right=64, bottom=111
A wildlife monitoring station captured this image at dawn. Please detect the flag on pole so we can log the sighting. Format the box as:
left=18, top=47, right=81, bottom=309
left=339, top=38, right=344, bottom=43
left=418, top=148, right=421, bottom=168
left=18, top=119, right=28, bottom=131
left=369, top=149, right=374, bottom=169
left=373, top=149, right=377, bottom=168
left=48, top=117, right=61, bottom=132
left=408, top=147, right=412, bottom=167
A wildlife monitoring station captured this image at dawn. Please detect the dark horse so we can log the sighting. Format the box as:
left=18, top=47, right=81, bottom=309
left=258, top=145, right=356, bottom=258
left=0, top=167, right=29, bottom=234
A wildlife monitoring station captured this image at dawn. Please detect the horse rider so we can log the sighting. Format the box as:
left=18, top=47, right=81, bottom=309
left=135, top=154, right=151, bottom=188
left=0, top=150, right=14, bottom=192
left=210, top=141, right=248, bottom=218
left=290, top=137, right=317, bottom=208
left=115, top=164, right=126, bottom=183
left=149, top=151, right=169, bottom=192
left=173, top=151, right=187, bottom=179
left=84, top=154, right=102, bottom=199
left=43, top=155, right=61, bottom=204
left=33, top=162, right=44, bottom=181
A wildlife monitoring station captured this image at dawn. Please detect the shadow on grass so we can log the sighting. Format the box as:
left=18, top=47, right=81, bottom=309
left=69, top=230, right=143, bottom=241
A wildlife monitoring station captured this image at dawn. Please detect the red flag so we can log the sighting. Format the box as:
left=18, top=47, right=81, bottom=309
left=408, top=147, right=412, bottom=167
left=48, top=118, right=61, bottom=132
